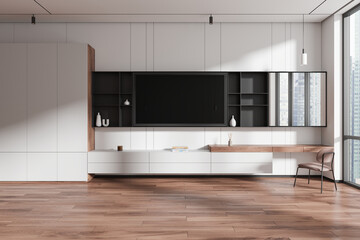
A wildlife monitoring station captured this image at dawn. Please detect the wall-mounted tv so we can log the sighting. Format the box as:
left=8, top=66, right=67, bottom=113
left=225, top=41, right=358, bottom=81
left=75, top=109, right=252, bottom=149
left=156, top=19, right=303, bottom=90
left=134, top=72, right=227, bottom=126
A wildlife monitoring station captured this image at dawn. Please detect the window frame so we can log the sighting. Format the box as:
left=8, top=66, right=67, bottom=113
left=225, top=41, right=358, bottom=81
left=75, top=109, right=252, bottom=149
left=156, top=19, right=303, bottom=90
left=343, top=3, right=360, bottom=188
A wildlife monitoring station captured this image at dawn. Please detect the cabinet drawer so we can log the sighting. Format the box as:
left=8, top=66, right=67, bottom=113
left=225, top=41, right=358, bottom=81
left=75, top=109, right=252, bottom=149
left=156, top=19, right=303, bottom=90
left=88, top=162, right=149, bottom=174
left=212, top=162, right=272, bottom=173
left=88, top=151, right=149, bottom=163
left=211, top=152, right=272, bottom=163
left=150, top=163, right=210, bottom=174
left=150, top=152, right=210, bottom=163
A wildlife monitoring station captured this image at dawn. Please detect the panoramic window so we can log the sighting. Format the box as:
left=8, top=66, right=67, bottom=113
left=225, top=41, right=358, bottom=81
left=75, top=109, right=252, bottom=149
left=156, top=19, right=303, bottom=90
left=344, top=4, right=360, bottom=186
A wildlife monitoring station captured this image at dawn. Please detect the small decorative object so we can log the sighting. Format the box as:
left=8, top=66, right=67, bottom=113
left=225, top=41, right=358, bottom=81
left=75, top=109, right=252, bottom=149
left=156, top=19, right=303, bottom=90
left=229, top=115, right=236, bottom=127
left=96, top=112, right=102, bottom=127
left=124, top=99, right=130, bottom=106
left=102, top=119, right=110, bottom=127
left=228, top=133, right=232, bottom=146
left=117, top=146, right=123, bottom=151
left=171, top=146, right=189, bottom=152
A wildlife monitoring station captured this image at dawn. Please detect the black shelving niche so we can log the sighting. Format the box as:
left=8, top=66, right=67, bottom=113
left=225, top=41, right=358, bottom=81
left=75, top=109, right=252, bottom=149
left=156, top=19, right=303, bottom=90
left=240, top=72, right=269, bottom=127
left=92, top=72, right=134, bottom=127
left=227, top=73, right=241, bottom=126
left=92, top=71, right=273, bottom=128
left=119, top=72, right=133, bottom=127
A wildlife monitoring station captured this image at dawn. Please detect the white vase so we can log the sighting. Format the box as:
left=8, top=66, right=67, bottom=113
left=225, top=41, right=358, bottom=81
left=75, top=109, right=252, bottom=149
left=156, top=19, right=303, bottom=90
left=229, top=115, right=236, bottom=127
left=96, top=113, right=102, bottom=127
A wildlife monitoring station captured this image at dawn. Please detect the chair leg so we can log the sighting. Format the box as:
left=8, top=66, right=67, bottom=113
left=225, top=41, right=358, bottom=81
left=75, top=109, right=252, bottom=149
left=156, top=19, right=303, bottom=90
left=321, top=170, right=324, bottom=194
left=293, top=167, right=299, bottom=187
left=308, top=169, right=311, bottom=184
left=332, top=170, right=337, bottom=191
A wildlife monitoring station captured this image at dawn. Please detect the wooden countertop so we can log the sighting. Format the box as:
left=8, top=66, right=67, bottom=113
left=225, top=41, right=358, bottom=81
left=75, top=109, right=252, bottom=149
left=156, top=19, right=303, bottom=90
left=208, top=144, right=334, bottom=153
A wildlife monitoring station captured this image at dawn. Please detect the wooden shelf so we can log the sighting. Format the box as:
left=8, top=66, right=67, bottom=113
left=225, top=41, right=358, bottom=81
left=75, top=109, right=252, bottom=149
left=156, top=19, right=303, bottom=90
left=209, top=144, right=334, bottom=153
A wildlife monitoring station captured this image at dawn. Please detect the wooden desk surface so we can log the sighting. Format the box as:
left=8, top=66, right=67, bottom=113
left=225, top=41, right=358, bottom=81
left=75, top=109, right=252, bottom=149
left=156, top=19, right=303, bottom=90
left=208, top=144, right=334, bottom=153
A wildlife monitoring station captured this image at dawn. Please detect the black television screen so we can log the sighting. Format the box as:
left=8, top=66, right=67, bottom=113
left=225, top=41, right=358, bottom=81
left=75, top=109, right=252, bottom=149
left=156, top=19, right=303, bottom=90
left=134, top=73, right=227, bottom=126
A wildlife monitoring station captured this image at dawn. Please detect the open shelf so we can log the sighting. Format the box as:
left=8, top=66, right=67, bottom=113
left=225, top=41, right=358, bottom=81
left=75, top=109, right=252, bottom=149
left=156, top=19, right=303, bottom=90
left=240, top=106, right=268, bottom=127
left=93, top=71, right=271, bottom=128
left=240, top=72, right=268, bottom=93
left=92, top=72, right=134, bottom=127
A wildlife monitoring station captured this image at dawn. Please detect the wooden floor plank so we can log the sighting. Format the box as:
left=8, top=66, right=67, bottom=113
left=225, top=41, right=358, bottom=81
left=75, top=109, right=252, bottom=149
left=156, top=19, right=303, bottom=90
left=0, top=177, right=358, bottom=239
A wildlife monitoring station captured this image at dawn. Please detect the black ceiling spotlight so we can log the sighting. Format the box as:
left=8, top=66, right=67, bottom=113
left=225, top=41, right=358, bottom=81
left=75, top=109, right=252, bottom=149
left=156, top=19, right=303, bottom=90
left=31, top=14, right=36, bottom=24
left=209, top=14, right=213, bottom=25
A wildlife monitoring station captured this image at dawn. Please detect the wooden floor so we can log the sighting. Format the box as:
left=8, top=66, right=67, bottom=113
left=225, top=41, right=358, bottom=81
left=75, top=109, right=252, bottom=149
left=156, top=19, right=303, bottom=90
left=0, top=177, right=360, bottom=240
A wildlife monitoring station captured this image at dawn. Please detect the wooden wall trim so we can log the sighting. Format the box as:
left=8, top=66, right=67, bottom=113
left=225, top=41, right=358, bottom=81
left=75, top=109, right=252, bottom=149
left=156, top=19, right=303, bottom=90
left=88, top=45, right=95, bottom=151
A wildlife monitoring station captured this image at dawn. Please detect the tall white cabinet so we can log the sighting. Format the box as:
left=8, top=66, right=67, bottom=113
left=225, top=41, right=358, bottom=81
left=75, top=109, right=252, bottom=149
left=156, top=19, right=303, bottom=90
left=0, top=43, right=94, bottom=181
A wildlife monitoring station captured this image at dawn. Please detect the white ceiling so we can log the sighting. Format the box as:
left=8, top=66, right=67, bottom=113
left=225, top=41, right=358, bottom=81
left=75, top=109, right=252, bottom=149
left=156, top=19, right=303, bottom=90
left=0, top=0, right=356, bottom=23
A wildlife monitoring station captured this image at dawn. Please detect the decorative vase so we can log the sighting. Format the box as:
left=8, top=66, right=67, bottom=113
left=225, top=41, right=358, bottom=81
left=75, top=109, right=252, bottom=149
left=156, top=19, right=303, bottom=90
left=229, top=115, right=236, bottom=127
left=102, top=119, right=109, bottom=127
left=96, top=112, right=102, bottom=127
left=228, top=139, right=232, bottom=146
left=124, top=99, right=130, bottom=106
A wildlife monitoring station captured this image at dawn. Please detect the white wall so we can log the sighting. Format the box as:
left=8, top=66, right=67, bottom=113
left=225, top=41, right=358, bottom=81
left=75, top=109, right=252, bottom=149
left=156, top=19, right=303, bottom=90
left=321, top=15, right=343, bottom=180
left=0, top=22, right=321, bottom=71
left=0, top=22, right=324, bottom=176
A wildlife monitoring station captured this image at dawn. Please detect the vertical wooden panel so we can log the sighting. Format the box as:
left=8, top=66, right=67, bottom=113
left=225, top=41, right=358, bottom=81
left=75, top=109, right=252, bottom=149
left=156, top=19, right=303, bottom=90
left=88, top=45, right=95, bottom=151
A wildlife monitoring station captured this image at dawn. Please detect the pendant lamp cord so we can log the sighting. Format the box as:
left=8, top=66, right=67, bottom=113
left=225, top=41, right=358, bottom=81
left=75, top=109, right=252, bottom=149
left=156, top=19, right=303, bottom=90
left=302, top=14, right=305, bottom=53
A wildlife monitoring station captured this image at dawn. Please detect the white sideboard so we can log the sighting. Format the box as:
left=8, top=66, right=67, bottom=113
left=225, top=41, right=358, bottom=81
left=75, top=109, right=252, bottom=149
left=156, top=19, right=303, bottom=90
left=88, top=150, right=273, bottom=175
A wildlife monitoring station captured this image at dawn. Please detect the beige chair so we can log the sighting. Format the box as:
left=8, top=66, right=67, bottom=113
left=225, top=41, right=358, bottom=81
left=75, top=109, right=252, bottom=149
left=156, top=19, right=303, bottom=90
left=293, top=149, right=337, bottom=193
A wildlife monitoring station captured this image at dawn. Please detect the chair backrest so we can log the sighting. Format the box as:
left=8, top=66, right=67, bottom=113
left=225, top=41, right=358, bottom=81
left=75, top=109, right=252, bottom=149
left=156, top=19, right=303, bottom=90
left=316, top=149, right=334, bottom=164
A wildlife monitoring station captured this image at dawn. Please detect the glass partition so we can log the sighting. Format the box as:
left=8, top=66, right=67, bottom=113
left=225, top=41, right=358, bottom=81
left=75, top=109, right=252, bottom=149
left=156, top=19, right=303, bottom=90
left=269, top=72, right=326, bottom=127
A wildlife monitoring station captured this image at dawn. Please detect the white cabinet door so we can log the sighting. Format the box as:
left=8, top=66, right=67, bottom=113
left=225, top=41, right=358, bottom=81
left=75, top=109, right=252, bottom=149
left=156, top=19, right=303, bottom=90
left=153, top=23, right=205, bottom=71
left=221, top=23, right=271, bottom=71
left=0, top=153, right=27, bottom=181
left=27, top=44, right=58, bottom=152
left=0, top=44, right=27, bottom=152
left=131, top=23, right=146, bottom=71
left=58, top=44, right=88, bottom=152
left=58, top=153, right=87, bottom=181
left=27, top=153, right=57, bottom=181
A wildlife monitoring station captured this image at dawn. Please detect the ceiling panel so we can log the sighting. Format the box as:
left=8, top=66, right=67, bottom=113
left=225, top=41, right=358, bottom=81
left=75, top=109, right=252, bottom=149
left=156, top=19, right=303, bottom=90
left=0, top=0, right=48, bottom=14
left=0, top=0, right=354, bottom=23
left=311, top=0, right=352, bottom=14
left=37, top=0, right=329, bottom=15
